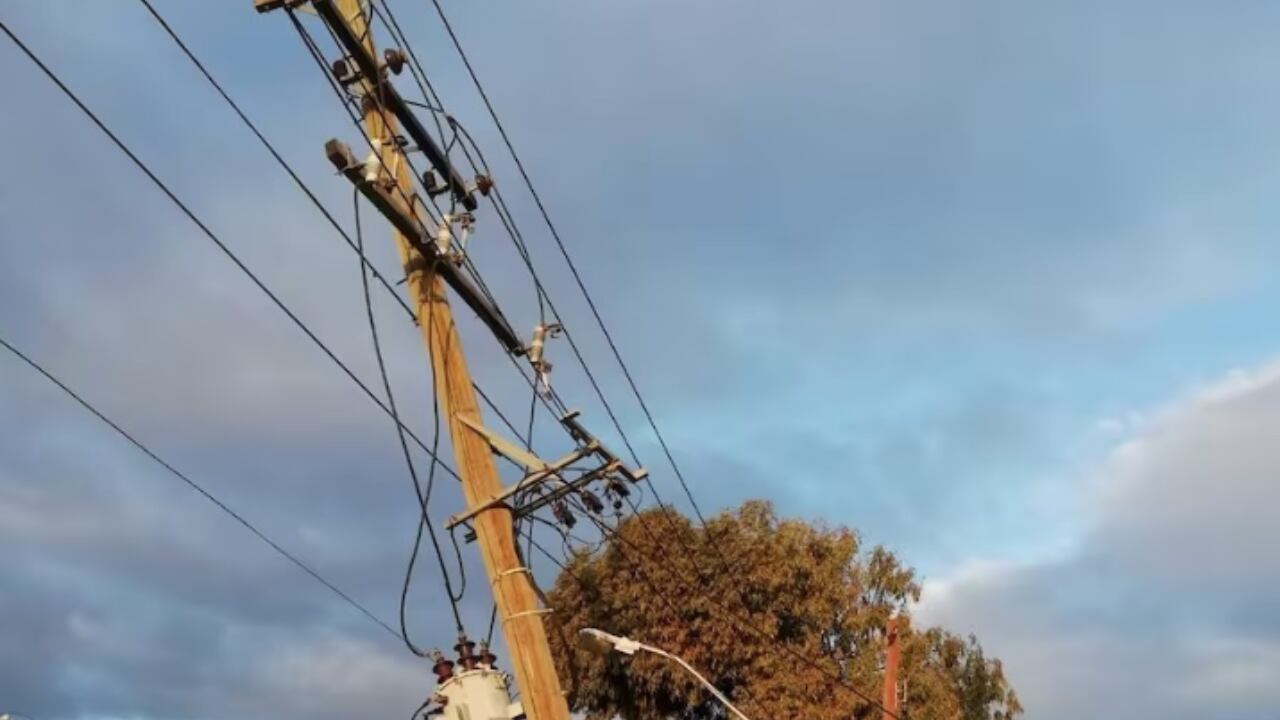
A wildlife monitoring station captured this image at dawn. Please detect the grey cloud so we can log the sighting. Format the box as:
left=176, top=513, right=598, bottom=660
left=0, top=397, right=500, bottom=720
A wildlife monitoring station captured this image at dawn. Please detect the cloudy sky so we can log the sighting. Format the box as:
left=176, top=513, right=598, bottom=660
left=3, top=1, right=1280, bottom=719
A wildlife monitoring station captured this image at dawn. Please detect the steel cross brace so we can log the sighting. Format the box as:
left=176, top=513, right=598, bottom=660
left=446, top=415, right=598, bottom=531
left=447, top=409, right=650, bottom=538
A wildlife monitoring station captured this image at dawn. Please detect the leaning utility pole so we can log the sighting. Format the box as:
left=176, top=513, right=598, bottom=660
left=327, top=2, right=570, bottom=719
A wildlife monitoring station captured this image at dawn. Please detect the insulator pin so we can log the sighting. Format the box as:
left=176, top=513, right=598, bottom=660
left=431, top=648, right=455, bottom=683
left=553, top=500, right=576, bottom=529
left=579, top=489, right=605, bottom=515
left=383, top=48, right=407, bottom=75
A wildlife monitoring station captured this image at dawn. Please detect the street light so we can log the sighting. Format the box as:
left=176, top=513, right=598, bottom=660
left=578, top=628, right=754, bottom=720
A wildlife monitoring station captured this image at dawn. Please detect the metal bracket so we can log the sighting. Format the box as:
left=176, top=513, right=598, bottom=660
left=325, top=140, right=524, bottom=353
left=446, top=415, right=596, bottom=530
left=252, top=0, right=309, bottom=13
left=445, top=410, right=648, bottom=535
left=561, top=410, right=649, bottom=484
left=310, top=0, right=477, bottom=210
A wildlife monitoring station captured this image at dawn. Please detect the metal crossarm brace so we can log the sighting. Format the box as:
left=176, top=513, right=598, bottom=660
left=561, top=410, right=649, bottom=484
left=446, top=414, right=597, bottom=530
left=516, top=459, right=621, bottom=519
left=447, top=410, right=649, bottom=536
left=253, top=0, right=308, bottom=11
left=325, top=140, right=524, bottom=353
left=309, top=0, right=477, bottom=211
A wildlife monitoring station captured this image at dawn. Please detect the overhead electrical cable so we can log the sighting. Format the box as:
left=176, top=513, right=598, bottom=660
left=424, top=0, right=718, bottom=528
left=0, top=18, right=467, bottom=486
left=135, top=0, right=412, bottom=321
left=284, top=7, right=565, bottom=446
left=0, top=333, right=400, bottom=641
left=418, top=5, right=768, bottom=641
left=8, top=8, right=897, bottom=718
left=142, top=0, right=532, bottom=450
left=346, top=6, right=586, bottom=441
left=355, top=191, right=466, bottom=644
left=293, top=3, right=761, bottom=675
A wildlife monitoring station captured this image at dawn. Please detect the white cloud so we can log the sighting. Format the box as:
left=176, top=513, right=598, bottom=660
left=917, top=358, right=1280, bottom=719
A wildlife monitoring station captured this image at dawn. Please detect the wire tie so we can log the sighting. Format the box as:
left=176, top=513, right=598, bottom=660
left=503, top=608, right=553, bottom=624
left=491, top=566, right=532, bottom=588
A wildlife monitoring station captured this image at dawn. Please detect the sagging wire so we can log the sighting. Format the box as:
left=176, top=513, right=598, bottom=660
left=288, top=6, right=561, bottom=452
left=328, top=4, right=575, bottom=446
left=354, top=188, right=465, bottom=646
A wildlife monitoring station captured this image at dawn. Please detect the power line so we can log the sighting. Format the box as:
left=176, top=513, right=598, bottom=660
left=308, top=9, right=773, bottom=701
left=306, top=8, right=899, bottom=715
left=324, top=4, right=590, bottom=448
left=419, top=4, right=640, bottom=448
left=0, top=16, right=466, bottom=485
left=287, top=6, right=569, bottom=650
left=424, top=0, right=716, bottom=529
left=354, top=191, right=465, bottom=643
left=132, top=0, right=555, bottom=658
left=142, top=3, right=567, bottom=604
left=375, top=12, right=750, bottom=686
left=8, top=8, right=890, bottom=718
left=278, top=5, right=571, bottom=477
left=366, top=0, right=450, bottom=164
left=349, top=12, right=568, bottom=438
left=380, top=10, right=540, bottom=300
left=135, top=0, right=414, bottom=321
left=140, top=0, right=538, bottom=460
left=361, top=4, right=551, bottom=327
left=325, top=5, right=662, bottom=535
left=416, top=0, right=705, bottom=559
left=418, top=4, right=765, bottom=663
left=0, top=332, right=400, bottom=641
left=308, top=6, right=585, bottom=449
left=432, top=113, right=646, bottom=466
left=282, top=8, right=565, bottom=447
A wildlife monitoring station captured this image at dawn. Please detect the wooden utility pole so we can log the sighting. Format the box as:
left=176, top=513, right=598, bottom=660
left=882, top=616, right=901, bottom=720
left=334, top=2, right=570, bottom=719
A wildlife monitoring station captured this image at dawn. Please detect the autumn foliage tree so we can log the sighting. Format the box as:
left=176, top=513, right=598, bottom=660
left=545, top=501, right=1020, bottom=720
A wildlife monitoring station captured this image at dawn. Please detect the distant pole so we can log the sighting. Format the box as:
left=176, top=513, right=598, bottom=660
left=882, top=617, right=901, bottom=720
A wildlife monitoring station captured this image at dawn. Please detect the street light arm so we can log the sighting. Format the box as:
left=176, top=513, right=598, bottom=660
left=642, top=645, right=753, bottom=720
left=579, top=628, right=754, bottom=720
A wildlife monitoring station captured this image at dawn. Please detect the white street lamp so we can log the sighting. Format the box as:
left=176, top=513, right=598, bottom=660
left=578, top=628, right=754, bottom=720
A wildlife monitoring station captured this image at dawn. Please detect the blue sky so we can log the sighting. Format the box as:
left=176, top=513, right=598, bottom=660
left=3, top=1, right=1280, bottom=719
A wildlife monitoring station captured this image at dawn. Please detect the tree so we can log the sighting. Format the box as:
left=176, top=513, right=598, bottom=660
left=545, top=500, right=1021, bottom=720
